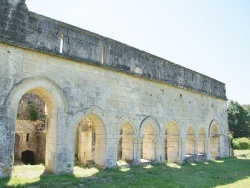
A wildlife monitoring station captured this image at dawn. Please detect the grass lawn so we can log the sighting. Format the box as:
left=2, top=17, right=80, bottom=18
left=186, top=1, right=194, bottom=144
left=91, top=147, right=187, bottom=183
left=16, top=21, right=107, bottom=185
left=0, top=150, right=249, bottom=188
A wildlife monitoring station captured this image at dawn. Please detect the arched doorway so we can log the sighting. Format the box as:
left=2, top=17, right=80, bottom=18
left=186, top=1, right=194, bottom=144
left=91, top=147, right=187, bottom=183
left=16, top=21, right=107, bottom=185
left=21, top=150, right=35, bottom=165
left=117, top=123, right=134, bottom=162
left=141, top=124, right=155, bottom=161
left=165, top=121, right=180, bottom=163
left=186, top=126, right=195, bottom=155
left=76, top=114, right=106, bottom=167
left=210, top=124, right=219, bottom=159
left=4, top=77, right=67, bottom=175
left=14, top=93, right=46, bottom=165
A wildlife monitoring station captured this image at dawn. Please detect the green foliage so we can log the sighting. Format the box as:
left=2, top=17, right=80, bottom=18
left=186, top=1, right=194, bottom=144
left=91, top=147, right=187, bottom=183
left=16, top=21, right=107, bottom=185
left=243, top=104, right=250, bottom=114
left=227, top=100, right=250, bottom=138
left=28, top=103, right=46, bottom=121
left=232, top=137, right=250, bottom=149
left=28, top=104, right=39, bottom=121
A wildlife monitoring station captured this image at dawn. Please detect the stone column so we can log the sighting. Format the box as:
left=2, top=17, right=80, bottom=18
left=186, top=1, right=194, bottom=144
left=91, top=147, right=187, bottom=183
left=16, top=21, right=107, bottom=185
left=205, top=137, right=210, bottom=160
left=181, top=137, right=187, bottom=163
left=219, top=134, right=223, bottom=158
left=194, top=138, right=198, bottom=161
left=133, top=137, right=143, bottom=164
left=155, top=136, right=165, bottom=163
left=105, top=134, right=117, bottom=168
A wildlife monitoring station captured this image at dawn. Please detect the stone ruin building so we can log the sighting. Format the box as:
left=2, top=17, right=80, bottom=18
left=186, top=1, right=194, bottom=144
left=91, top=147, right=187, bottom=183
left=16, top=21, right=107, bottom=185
left=0, top=0, right=230, bottom=178
left=15, top=93, right=46, bottom=165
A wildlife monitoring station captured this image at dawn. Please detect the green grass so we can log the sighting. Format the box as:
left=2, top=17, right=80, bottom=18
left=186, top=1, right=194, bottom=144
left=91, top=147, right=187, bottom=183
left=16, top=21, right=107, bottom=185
left=0, top=150, right=249, bottom=188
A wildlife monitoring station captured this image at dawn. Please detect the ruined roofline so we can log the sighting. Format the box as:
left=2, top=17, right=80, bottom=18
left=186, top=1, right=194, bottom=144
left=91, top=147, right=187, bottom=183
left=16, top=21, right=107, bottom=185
left=29, top=11, right=225, bottom=86
left=0, top=0, right=227, bottom=100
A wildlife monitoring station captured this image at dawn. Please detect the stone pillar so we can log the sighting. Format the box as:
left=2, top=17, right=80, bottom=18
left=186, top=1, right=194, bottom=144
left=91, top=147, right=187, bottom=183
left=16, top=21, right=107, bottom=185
left=105, top=135, right=117, bottom=168
left=219, top=134, right=223, bottom=158
left=0, top=116, right=15, bottom=178
left=133, top=137, right=143, bottom=164
left=181, top=137, right=186, bottom=163
left=155, top=136, right=165, bottom=163
left=194, top=138, right=198, bottom=160
left=113, top=135, right=122, bottom=162
left=205, top=137, right=211, bottom=160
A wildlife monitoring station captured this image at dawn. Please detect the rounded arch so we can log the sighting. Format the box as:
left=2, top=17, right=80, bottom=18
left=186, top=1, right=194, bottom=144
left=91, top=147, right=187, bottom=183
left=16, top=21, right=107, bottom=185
left=115, top=115, right=139, bottom=136
left=5, top=76, right=68, bottom=117
left=5, top=76, right=68, bottom=173
left=139, top=116, right=161, bottom=136
left=70, top=106, right=112, bottom=135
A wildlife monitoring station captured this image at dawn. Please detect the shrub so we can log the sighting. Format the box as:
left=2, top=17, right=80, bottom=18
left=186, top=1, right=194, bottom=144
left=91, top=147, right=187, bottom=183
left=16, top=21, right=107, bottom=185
left=28, top=103, right=39, bottom=121
left=232, top=137, right=250, bottom=149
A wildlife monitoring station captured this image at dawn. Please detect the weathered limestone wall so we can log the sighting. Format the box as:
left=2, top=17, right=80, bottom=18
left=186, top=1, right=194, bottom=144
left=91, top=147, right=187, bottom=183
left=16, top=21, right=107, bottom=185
left=0, top=0, right=230, bottom=178
left=0, top=42, right=229, bottom=177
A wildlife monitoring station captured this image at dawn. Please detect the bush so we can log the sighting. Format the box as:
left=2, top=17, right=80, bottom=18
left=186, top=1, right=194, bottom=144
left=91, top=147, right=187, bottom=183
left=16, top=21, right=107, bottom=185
left=232, top=137, right=250, bottom=149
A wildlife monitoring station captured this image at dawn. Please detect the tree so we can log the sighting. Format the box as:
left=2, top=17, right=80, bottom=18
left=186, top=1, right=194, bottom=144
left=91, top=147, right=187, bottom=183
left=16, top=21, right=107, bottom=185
left=243, top=104, right=250, bottom=114
left=227, top=100, right=250, bottom=138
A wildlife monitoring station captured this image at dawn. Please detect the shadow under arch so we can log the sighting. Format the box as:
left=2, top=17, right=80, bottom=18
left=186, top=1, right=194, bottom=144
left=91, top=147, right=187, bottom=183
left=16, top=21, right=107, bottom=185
left=165, top=120, right=181, bottom=163
left=186, top=125, right=196, bottom=155
left=4, top=76, right=68, bottom=175
left=198, top=126, right=206, bottom=154
left=115, top=115, right=139, bottom=163
left=139, top=116, right=161, bottom=161
left=209, top=119, right=220, bottom=159
left=69, top=106, right=113, bottom=167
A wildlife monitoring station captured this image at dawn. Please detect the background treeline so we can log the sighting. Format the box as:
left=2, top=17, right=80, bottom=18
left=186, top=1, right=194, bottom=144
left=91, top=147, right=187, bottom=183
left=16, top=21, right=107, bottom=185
left=228, top=101, right=250, bottom=149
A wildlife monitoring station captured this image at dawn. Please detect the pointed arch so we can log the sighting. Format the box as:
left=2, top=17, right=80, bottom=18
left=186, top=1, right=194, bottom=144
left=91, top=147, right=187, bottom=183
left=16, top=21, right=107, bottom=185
left=139, top=116, right=161, bottom=136
left=209, top=119, right=220, bottom=136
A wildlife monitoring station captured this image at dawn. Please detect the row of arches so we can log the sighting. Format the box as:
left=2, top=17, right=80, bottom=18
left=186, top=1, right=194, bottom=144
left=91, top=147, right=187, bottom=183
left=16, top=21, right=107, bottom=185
left=74, top=113, right=221, bottom=166
left=4, top=76, right=223, bottom=176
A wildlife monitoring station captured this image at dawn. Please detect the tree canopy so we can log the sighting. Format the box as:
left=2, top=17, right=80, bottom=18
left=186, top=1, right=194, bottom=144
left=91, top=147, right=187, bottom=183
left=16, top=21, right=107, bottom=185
left=227, top=100, right=250, bottom=138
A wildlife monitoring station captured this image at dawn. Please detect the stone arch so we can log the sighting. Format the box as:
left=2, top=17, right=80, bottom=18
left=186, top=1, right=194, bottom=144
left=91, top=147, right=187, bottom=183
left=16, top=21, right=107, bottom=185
left=139, top=116, right=160, bottom=161
left=6, top=76, right=68, bottom=116
left=115, top=115, right=139, bottom=163
left=70, top=106, right=112, bottom=134
left=186, top=126, right=195, bottom=155
left=4, top=76, right=68, bottom=174
left=115, top=115, right=139, bottom=136
left=69, top=106, right=112, bottom=167
left=139, top=116, right=161, bottom=136
left=209, top=120, right=220, bottom=159
left=165, top=120, right=180, bottom=163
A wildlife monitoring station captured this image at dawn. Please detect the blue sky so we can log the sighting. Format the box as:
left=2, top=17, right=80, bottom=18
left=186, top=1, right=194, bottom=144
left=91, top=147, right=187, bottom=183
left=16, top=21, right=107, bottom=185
left=26, top=0, right=250, bottom=104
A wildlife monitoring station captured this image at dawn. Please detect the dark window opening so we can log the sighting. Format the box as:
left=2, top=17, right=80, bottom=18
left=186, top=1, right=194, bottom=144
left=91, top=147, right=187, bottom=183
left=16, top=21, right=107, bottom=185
left=21, top=150, right=35, bottom=165
left=26, top=133, right=29, bottom=142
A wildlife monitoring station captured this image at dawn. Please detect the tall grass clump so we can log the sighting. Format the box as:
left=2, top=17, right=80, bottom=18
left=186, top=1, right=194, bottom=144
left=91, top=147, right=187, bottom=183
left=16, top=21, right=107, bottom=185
left=232, top=137, right=250, bottom=149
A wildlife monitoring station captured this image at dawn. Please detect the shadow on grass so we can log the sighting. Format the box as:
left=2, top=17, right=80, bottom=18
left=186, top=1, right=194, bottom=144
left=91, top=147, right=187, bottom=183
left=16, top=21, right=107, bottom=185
left=1, top=157, right=250, bottom=188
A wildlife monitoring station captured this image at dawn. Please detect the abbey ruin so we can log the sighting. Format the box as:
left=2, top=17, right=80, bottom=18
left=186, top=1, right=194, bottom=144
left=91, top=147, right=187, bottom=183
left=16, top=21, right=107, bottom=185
left=0, top=0, right=230, bottom=178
